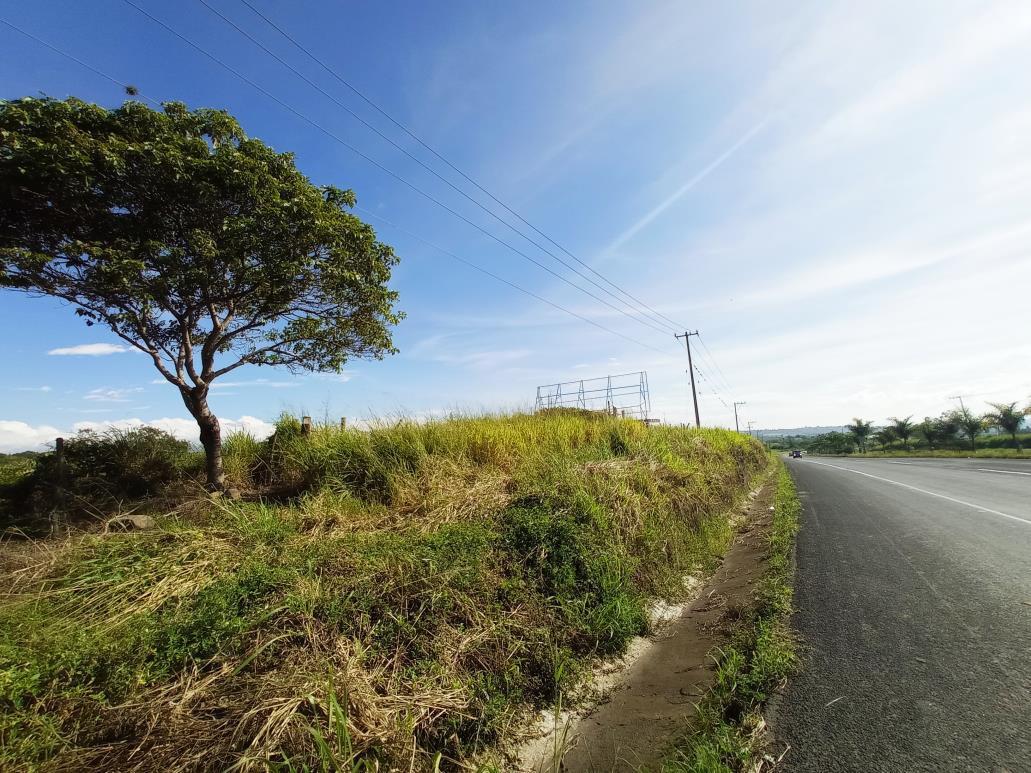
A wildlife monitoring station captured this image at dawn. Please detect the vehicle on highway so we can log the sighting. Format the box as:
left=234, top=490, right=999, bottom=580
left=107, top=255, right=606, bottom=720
left=790, top=449, right=802, bottom=458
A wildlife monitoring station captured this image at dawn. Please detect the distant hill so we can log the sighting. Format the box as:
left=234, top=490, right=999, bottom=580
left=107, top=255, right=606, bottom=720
left=758, top=425, right=846, bottom=437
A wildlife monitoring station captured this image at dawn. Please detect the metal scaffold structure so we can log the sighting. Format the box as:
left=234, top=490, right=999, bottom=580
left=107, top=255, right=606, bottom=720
left=535, top=371, right=651, bottom=420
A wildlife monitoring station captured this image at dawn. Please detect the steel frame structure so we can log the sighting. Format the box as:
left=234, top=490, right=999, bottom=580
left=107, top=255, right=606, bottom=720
left=535, top=371, right=651, bottom=420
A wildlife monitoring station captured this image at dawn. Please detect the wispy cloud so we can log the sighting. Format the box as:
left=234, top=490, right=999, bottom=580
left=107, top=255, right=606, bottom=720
left=84, top=387, right=144, bottom=403
left=49, top=343, right=132, bottom=356
left=806, top=3, right=1031, bottom=153
left=14, top=386, right=52, bottom=393
left=603, top=118, right=771, bottom=255
left=210, top=378, right=299, bottom=390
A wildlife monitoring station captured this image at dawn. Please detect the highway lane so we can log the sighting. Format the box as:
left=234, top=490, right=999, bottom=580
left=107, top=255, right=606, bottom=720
left=769, top=456, right=1031, bottom=772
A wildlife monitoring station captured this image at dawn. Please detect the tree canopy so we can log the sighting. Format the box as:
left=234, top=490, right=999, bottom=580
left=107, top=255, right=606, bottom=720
left=0, top=97, right=403, bottom=486
left=984, top=401, right=1027, bottom=450
left=846, top=418, right=873, bottom=452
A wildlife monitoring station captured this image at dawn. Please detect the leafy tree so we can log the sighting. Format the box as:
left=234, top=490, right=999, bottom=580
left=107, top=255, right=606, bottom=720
left=984, top=401, right=1026, bottom=451
left=887, top=415, right=914, bottom=450
left=918, top=417, right=943, bottom=450
left=0, top=98, right=402, bottom=489
left=935, top=411, right=961, bottom=449
left=954, top=408, right=984, bottom=452
left=874, top=426, right=897, bottom=451
left=807, top=431, right=854, bottom=455
left=846, top=418, right=873, bottom=452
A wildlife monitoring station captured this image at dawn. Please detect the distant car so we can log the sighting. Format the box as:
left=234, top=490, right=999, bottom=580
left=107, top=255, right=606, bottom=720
left=790, top=449, right=802, bottom=458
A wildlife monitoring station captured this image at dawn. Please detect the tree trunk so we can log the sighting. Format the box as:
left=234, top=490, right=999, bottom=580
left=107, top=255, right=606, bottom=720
left=183, top=388, right=225, bottom=490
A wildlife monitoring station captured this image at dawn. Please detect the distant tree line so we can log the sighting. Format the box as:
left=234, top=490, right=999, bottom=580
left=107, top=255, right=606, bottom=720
left=768, top=400, right=1029, bottom=454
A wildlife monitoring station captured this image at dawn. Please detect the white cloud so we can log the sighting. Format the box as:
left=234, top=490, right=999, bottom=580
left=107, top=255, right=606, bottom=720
left=71, top=416, right=277, bottom=442
left=0, top=416, right=277, bottom=453
left=14, top=386, right=52, bottom=393
left=84, top=387, right=145, bottom=403
left=48, top=343, right=132, bottom=356
left=0, top=420, right=63, bottom=453
left=319, top=372, right=354, bottom=383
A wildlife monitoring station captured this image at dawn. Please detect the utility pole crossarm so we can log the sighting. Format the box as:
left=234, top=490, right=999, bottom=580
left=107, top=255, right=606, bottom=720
left=675, top=330, right=701, bottom=428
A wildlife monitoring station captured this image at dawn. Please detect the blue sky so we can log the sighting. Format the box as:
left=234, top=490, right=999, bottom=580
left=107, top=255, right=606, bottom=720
left=3, top=0, right=1031, bottom=450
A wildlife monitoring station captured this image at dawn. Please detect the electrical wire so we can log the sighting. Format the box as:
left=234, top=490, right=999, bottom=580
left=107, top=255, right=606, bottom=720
left=355, top=207, right=671, bottom=357
left=7, top=6, right=743, bottom=405
left=234, top=0, right=690, bottom=337
left=194, top=0, right=676, bottom=339
left=696, top=333, right=735, bottom=394
left=4, top=11, right=672, bottom=361
left=122, top=0, right=688, bottom=344
left=0, top=18, right=159, bottom=106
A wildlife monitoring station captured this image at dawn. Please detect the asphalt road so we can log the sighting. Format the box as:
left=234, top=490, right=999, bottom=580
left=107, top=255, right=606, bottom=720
left=770, top=456, right=1031, bottom=772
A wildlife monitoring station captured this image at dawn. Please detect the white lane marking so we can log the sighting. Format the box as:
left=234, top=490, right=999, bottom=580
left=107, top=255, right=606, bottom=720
left=803, top=459, right=1031, bottom=526
left=887, top=461, right=914, bottom=465
left=977, top=468, right=1031, bottom=476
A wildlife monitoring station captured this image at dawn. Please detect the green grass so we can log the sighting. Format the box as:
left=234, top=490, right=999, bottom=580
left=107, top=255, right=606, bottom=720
left=842, top=448, right=1028, bottom=459
left=0, top=454, right=37, bottom=487
left=660, top=461, right=800, bottom=773
left=0, top=411, right=768, bottom=771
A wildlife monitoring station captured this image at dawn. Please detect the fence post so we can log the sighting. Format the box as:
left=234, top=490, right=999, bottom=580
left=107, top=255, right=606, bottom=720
left=301, top=416, right=312, bottom=437
left=52, top=437, right=67, bottom=534
left=340, top=417, right=347, bottom=430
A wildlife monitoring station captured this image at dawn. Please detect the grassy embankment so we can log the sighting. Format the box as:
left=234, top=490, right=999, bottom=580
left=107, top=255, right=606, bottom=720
left=660, top=461, right=800, bottom=773
left=0, top=412, right=767, bottom=771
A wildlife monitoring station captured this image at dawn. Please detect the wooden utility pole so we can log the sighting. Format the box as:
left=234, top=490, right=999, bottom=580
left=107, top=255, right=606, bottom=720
left=675, top=331, right=701, bottom=428
left=733, top=401, right=746, bottom=433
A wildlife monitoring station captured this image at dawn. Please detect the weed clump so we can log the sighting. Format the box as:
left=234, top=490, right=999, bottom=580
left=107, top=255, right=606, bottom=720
left=0, top=411, right=768, bottom=770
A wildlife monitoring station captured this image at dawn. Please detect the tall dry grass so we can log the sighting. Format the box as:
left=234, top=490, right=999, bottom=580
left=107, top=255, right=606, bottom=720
left=0, top=411, right=767, bottom=771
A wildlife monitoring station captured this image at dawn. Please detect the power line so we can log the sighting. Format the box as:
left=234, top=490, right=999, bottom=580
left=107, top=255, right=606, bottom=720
left=122, top=0, right=684, bottom=345
left=8, top=6, right=673, bottom=360
left=192, top=0, right=677, bottom=340
left=696, top=333, right=735, bottom=394
left=1, top=73, right=663, bottom=362
left=355, top=207, right=671, bottom=357
left=693, top=364, right=731, bottom=411
left=0, top=18, right=159, bottom=106
left=9, top=5, right=742, bottom=393
left=234, top=0, right=690, bottom=336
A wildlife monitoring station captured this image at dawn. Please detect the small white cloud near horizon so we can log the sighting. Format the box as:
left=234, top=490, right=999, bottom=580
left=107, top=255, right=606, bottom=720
left=0, top=420, right=64, bottom=453
left=48, top=343, right=132, bottom=356
left=0, top=415, right=277, bottom=452
left=72, top=416, right=276, bottom=443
